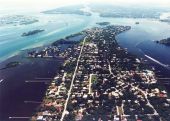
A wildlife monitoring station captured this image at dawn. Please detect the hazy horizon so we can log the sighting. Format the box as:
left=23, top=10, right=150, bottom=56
left=0, top=0, right=170, bottom=13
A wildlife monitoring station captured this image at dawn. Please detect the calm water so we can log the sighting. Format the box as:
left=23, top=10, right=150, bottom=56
left=116, top=19, right=170, bottom=66
left=1, top=9, right=170, bottom=121
left=0, top=55, right=63, bottom=121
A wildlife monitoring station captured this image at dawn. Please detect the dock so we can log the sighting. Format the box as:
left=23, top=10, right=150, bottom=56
left=24, top=101, right=42, bottom=104
left=9, top=117, right=30, bottom=119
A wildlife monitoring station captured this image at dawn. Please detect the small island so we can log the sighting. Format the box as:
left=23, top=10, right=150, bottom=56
left=155, top=37, right=170, bottom=46
left=160, top=17, right=170, bottom=23
left=0, top=61, right=20, bottom=70
left=135, top=22, right=139, bottom=24
left=22, top=29, right=44, bottom=36
left=96, top=22, right=110, bottom=26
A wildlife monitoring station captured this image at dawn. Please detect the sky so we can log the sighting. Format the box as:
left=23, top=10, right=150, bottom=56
left=0, top=0, right=170, bottom=12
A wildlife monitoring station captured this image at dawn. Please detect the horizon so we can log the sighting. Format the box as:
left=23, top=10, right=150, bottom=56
left=0, top=0, right=170, bottom=13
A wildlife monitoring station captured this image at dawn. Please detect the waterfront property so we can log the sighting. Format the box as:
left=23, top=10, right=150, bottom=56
left=30, top=25, right=170, bottom=121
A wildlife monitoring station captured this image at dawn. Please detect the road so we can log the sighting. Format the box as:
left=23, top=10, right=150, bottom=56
left=108, top=60, right=113, bottom=75
left=60, top=36, right=87, bottom=121
left=131, top=84, right=158, bottom=116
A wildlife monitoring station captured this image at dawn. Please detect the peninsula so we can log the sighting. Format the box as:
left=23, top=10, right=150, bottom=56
left=43, top=5, right=91, bottom=16
left=28, top=25, right=170, bottom=121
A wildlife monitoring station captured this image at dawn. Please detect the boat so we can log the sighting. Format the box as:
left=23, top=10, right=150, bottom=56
left=0, top=79, right=3, bottom=83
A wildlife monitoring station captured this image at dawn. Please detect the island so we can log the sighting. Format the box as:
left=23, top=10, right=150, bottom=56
left=0, top=61, right=20, bottom=70
left=96, top=22, right=110, bottom=26
left=22, top=29, right=44, bottom=36
left=155, top=37, right=170, bottom=46
left=160, top=16, right=170, bottom=23
left=135, top=22, right=140, bottom=24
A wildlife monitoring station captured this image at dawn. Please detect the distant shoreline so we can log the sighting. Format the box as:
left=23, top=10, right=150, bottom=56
left=155, top=38, right=170, bottom=46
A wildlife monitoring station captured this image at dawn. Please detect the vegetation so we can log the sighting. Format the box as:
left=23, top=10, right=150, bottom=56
left=22, top=29, right=44, bottom=36
left=96, top=22, right=110, bottom=26
left=52, top=39, right=79, bottom=46
left=91, top=74, right=97, bottom=83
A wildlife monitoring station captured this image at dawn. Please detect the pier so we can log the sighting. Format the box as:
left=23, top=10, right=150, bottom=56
left=157, top=77, right=170, bottom=85
left=157, top=78, right=170, bottom=80
left=25, top=80, right=51, bottom=83
left=35, top=77, right=53, bottom=80
left=24, top=101, right=42, bottom=104
left=9, top=117, right=30, bottom=119
left=25, top=77, right=53, bottom=83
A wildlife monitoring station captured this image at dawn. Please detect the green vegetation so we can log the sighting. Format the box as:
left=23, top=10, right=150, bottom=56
left=79, top=39, right=91, bottom=46
left=64, top=61, right=77, bottom=73
left=22, top=29, right=44, bottom=36
left=65, top=32, right=83, bottom=39
left=96, top=22, right=110, bottom=26
left=91, top=74, right=97, bottom=83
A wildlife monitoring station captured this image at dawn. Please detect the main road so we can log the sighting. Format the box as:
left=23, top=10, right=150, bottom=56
left=60, top=36, right=87, bottom=121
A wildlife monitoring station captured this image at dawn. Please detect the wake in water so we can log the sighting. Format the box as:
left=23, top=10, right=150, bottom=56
left=135, top=40, right=146, bottom=47
left=145, top=54, right=170, bottom=70
left=0, top=79, right=3, bottom=83
left=136, top=45, right=170, bottom=70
